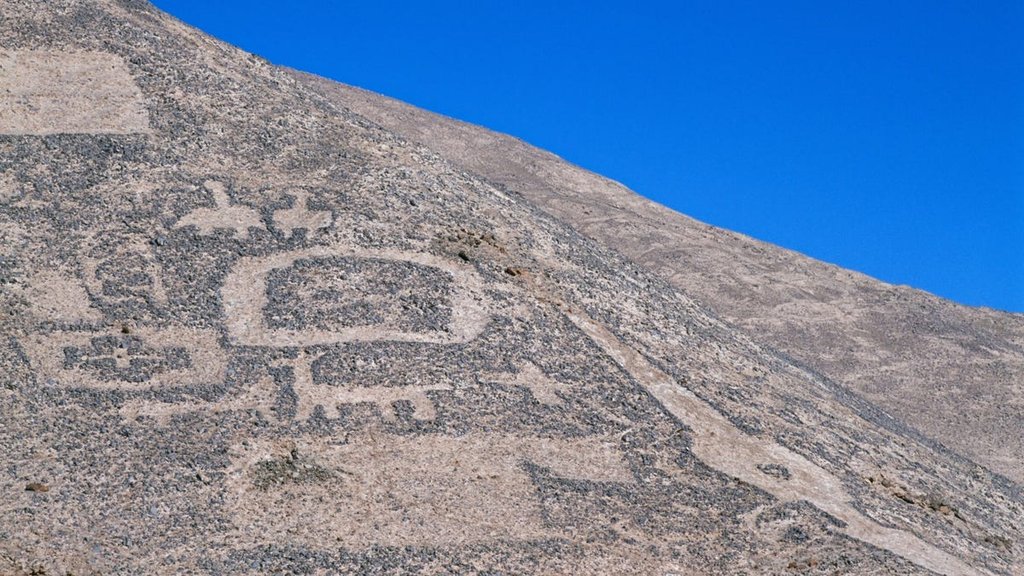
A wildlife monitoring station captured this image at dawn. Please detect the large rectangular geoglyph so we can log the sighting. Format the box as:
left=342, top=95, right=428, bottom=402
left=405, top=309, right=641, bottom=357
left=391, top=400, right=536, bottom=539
left=227, top=434, right=633, bottom=548
left=0, top=50, right=150, bottom=135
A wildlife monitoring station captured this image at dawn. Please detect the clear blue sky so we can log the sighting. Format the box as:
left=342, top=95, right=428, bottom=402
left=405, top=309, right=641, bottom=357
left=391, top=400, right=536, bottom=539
left=153, top=0, right=1023, bottom=312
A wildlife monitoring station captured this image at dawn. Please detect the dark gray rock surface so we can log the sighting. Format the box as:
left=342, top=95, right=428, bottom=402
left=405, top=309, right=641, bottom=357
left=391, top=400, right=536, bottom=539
left=0, top=1, right=1020, bottom=574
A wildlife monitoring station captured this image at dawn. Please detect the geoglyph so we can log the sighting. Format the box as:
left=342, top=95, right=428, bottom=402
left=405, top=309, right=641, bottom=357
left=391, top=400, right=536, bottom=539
left=173, top=180, right=263, bottom=238
left=118, top=186, right=488, bottom=424
left=16, top=176, right=996, bottom=575
left=486, top=361, right=572, bottom=406
left=3, top=4, right=1018, bottom=572
left=22, top=326, right=226, bottom=391
left=9, top=171, right=997, bottom=576
left=226, top=433, right=633, bottom=548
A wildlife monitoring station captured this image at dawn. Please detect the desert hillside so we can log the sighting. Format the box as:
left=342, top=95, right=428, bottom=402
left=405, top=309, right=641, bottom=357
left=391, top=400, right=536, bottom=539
left=295, top=72, right=1024, bottom=485
left=0, top=1, right=1020, bottom=574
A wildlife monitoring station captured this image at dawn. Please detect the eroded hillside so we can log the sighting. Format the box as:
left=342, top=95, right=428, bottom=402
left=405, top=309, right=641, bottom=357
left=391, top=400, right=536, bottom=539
left=0, top=1, right=1020, bottom=574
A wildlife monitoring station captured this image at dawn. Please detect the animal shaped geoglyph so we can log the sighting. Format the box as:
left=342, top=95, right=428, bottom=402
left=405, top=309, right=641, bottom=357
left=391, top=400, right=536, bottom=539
left=23, top=326, right=226, bottom=391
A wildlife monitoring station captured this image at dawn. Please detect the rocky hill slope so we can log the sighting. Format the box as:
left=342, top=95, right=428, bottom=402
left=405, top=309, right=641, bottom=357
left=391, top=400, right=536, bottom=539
left=1, top=1, right=1021, bottom=574
left=293, top=74, right=1024, bottom=487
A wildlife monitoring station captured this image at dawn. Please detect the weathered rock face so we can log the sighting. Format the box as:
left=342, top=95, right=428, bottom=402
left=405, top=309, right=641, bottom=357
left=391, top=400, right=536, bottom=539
left=293, top=74, right=1024, bottom=486
left=0, top=2, right=1020, bottom=575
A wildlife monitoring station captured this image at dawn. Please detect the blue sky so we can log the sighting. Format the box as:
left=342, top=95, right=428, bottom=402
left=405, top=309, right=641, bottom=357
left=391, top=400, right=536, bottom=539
left=153, top=0, right=1023, bottom=312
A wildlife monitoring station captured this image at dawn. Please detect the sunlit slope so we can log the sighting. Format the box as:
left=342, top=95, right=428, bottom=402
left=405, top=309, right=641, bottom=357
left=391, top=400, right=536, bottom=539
left=0, top=1, right=1020, bottom=574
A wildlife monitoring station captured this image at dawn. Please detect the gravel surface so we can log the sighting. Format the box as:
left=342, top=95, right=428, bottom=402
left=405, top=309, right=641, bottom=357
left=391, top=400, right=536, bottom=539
left=0, top=1, right=1021, bottom=574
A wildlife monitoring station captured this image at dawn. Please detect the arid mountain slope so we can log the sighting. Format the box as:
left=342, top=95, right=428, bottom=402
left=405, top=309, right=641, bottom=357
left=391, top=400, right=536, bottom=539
left=295, top=73, right=1024, bottom=484
left=0, top=1, right=1021, bottom=575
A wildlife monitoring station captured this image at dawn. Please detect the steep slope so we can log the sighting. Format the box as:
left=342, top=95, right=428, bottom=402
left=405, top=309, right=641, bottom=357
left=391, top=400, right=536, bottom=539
left=294, top=73, right=1024, bottom=485
left=0, top=1, right=1021, bottom=575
